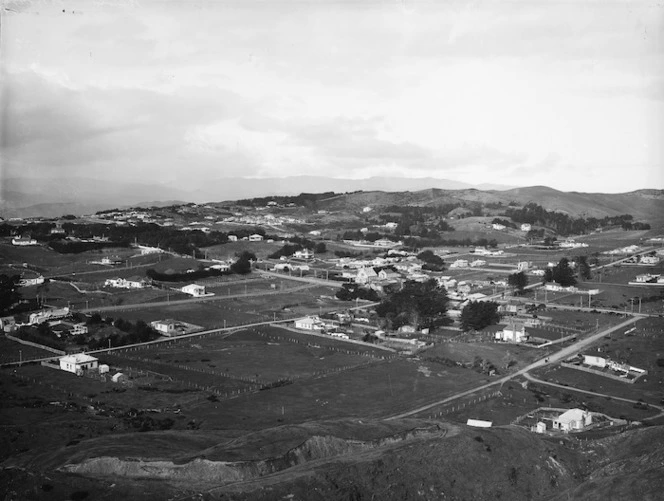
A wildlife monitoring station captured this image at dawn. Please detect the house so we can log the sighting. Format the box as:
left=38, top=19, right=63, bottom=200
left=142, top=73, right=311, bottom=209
left=362, top=206, right=373, bottom=213
left=495, top=321, right=528, bottom=343
left=104, top=277, right=145, bottom=289
left=378, top=269, right=401, bottom=281
left=50, top=321, right=88, bottom=337
left=309, top=230, right=321, bottom=236
left=12, top=236, right=38, bottom=246
left=294, top=316, right=324, bottom=330
left=181, top=284, right=207, bottom=297
left=466, top=419, right=493, bottom=428
left=470, top=259, right=486, bottom=267
left=29, top=307, right=70, bottom=325
left=0, top=316, right=16, bottom=332
left=640, top=255, right=660, bottom=265
left=517, top=261, right=530, bottom=272
left=59, top=353, right=99, bottom=374
left=552, top=408, right=592, bottom=432
left=209, top=263, right=231, bottom=272
left=293, top=249, right=314, bottom=259
left=356, top=267, right=379, bottom=284
left=492, top=223, right=506, bottom=230
left=248, top=234, right=264, bottom=242
left=227, top=235, right=238, bottom=242
left=384, top=222, right=398, bottom=230
left=521, top=223, right=532, bottom=232
left=151, top=319, right=186, bottom=337
left=18, top=276, right=45, bottom=287
left=450, top=259, right=469, bottom=268
left=583, top=352, right=607, bottom=368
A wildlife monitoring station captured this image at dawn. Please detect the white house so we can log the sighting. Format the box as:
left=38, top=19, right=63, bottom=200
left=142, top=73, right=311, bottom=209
left=104, top=277, right=145, bottom=289
left=521, top=223, right=532, bottom=232
left=517, top=261, right=531, bottom=272
left=583, top=352, right=607, bottom=368
left=308, top=230, right=321, bottom=236
left=356, top=267, right=379, bottom=284
left=553, top=408, right=592, bottom=432
left=378, top=269, right=401, bottom=281
left=640, top=255, right=660, bottom=265
left=496, top=322, right=528, bottom=343
left=59, top=353, right=99, bottom=374
left=181, top=284, right=207, bottom=297
left=362, top=206, right=373, bottom=213
left=227, top=235, right=238, bottom=242
left=12, top=236, right=38, bottom=246
left=374, top=238, right=398, bottom=248
left=470, top=259, right=486, bottom=268
left=248, top=234, right=264, bottom=242
left=492, top=223, right=506, bottom=230
left=450, top=259, right=469, bottom=268
left=384, top=222, right=399, bottom=230
left=151, top=319, right=185, bottom=337
left=18, top=276, right=45, bottom=287
left=294, top=316, right=324, bottom=330
left=466, top=419, right=493, bottom=428
left=293, top=249, right=314, bottom=259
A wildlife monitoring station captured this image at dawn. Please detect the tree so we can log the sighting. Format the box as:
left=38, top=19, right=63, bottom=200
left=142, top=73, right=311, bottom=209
left=545, top=257, right=577, bottom=287
left=507, top=272, right=528, bottom=294
left=314, top=242, right=327, bottom=254
left=231, top=250, right=256, bottom=275
left=0, top=274, right=21, bottom=316
left=576, top=255, right=592, bottom=280
left=375, top=279, right=450, bottom=330
left=460, top=301, right=500, bottom=332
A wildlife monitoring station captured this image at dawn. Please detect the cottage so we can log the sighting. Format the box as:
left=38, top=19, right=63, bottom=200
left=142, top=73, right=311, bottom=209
left=496, top=321, right=528, bottom=343
left=378, top=269, right=401, bottom=281
left=227, top=235, right=238, bottom=242
left=470, top=259, right=486, bottom=268
left=181, top=284, right=207, bottom=297
left=467, top=419, right=493, bottom=428
left=151, top=319, right=186, bottom=337
left=450, top=259, right=469, bottom=268
left=59, top=353, right=99, bottom=374
left=104, top=277, right=145, bottom=289
left=521, top=223, right=532, bottom=232
left=492, top=223, right=506, bottom=230
left=583, top=352, right=607, bottom=368
left=356, top=267, right=379, bottom=284
left=294, top=316, right=324, bottom=330
left=293, top=249, right=314, bottom=259
left=50, top=321, right=88, bottom=337
left=553, top=408, right=592, bottom=432
left=374, top=238, right=398, bottom=248
left=248, top=234, right=264, bottom=242
left=12, top=236, right=38, bottom=246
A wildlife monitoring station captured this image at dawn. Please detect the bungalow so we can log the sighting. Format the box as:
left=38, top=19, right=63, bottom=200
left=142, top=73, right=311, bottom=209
left=583, top=352, right=607, bottom=368
left=0, top=316, right=16, bottom=332
left=18, top=276, right=45, bottom=287
left=374, top=238, right=398, bottom=248
left=209, top=263, right=231, bottom=272
left=293, top=249, right=314, bottom=259
left=104, top=277, right=145, bottom=289
left=151, top=319, right=186, bottom=337
left=294, top=316, right=324, bottom=330
left=470, top=259, right=486, bottom=268
left=29, top=307, right=70, bottom=325
left=59, top=353, right=99, bottom=374
left=248, top=234, right=264, bottom=242
left=356, top=267, right=379, bottom=284
left=640, top=255, right=660, bottom=265
left=181, top=284, right=207, bottom=297
left=492, top=223, right=506, bottom=230
left=12, top=236, right=38, bottom=246
left=495, top=321, right=528, bottom=343
left=50, top=321, right=88, bottom=337
left=384, top=222, right=399, bottom=230
left=520, top=223, right=532, bottom=232
left=517, top=261, right=530, bottom=271
left=227, top=235, right=238, bottom=242
left=450, top=259, right=469, bottom=268
left=308, top=230, right=322, bottom=236
left=553, top=408, right=592, bottom=432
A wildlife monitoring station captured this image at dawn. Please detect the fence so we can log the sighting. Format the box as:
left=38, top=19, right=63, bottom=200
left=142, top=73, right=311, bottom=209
left=5, top=334, right=65, bottom=355
left=424, top=390, right=504, bottom=419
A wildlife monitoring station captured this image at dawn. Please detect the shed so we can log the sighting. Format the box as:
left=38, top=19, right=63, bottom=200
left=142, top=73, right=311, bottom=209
left=111, top=373, right=127, bottom=383
left=98, top=364, right=110, bottom=374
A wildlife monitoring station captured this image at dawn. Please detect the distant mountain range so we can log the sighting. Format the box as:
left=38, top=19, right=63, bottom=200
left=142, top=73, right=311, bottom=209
left=0, top=176, right=513, bottom=217
left=1, top=176, right=662, bottom=225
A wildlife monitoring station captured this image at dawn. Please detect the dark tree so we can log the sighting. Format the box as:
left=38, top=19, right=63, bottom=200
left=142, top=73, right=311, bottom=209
left=460, top=301, right=500, bottom=332
left=230, top=250, right=256, bottom=275
left=0, top=274, right=21, bottom=316
left=545, top=258, right=577, bottom=287
left=314, top=242, right=327, bottom=254
left=375, top=279, right=450, bottom=330
left=507, top=271, right=528, bottom=294
left=576, top=255, right=592, bottom=280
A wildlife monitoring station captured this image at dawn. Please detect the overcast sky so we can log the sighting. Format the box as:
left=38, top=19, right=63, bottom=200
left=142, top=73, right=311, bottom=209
left=1, top=0, right=663, bottom=193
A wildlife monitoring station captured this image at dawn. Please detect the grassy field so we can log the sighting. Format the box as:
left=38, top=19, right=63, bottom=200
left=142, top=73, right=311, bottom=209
left=0, top=336, right=57, bottom=364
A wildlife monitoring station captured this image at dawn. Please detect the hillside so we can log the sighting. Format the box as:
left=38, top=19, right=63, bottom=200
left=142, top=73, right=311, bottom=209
left=317, top=187, right=664, bottom=224
left=3, top=418, right=663, bottom=501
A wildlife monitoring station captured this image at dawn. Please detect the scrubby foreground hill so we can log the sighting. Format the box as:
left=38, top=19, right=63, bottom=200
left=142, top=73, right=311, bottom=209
left=2, top=418, right=663, bottom=500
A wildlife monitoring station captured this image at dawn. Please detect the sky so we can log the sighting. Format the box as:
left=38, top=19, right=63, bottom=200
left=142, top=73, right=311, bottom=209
left=1, top=0, right=663, bottom=194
